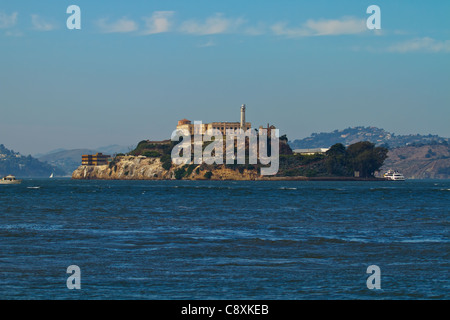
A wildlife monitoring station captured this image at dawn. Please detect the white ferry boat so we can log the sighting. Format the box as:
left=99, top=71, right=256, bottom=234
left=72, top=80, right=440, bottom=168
left=0, top=175, right=22, bottom=184
left=383, top=170, right=405, bottom=181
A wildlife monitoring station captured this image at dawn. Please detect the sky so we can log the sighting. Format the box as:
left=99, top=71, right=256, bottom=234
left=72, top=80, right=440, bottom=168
left=0, top=0, right=449, bottom=155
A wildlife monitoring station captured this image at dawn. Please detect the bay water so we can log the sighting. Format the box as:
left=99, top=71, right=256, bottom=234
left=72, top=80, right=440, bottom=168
left=0, top=179, right=448, bottom=299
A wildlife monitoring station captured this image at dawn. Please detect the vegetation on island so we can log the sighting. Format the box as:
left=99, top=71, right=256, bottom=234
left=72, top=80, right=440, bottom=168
left=275, top=141, right=387, bottom=178
left=119, top=137, right=388, bottom=179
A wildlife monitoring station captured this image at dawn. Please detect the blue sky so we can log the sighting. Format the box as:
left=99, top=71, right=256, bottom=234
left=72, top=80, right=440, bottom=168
left=0, top=0, right=449, bottom=155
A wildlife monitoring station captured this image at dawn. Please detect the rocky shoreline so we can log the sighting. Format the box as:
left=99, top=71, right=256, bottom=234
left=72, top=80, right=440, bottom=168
left=71, top=155, right=259, bottom=181
left=71, top=155, right=386, bottom=181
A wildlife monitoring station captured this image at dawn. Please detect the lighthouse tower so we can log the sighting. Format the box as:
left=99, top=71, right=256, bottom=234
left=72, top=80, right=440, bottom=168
left=240, top=104, right=246, bottom=129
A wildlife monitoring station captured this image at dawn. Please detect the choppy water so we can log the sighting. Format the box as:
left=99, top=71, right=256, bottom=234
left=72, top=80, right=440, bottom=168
left=0, top=179, right=448, bottom=299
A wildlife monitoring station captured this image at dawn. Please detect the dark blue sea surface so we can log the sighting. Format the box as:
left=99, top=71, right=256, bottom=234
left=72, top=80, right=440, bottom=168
left=0, top=179, right=448, bottom=299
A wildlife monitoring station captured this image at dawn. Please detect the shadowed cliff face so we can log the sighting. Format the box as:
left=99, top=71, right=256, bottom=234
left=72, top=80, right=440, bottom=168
left=72, top=155, right=260, bottom=180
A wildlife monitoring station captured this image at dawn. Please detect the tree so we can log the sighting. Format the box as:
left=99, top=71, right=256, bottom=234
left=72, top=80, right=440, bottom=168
left=204, top=171, right=213, bottom=179
left=346, top=141, right=388, bottom=177
left=325, top=143, right=348, bottom=176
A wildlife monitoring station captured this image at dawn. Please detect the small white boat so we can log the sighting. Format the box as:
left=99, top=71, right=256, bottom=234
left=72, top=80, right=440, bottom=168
left=0, top=175, right=22, bottom=184
left=383, top=170, right=405, bottom=181
left=49, top=173, right=54, bottom=178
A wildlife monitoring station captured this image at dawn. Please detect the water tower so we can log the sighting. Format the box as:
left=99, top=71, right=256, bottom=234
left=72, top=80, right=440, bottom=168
left=240, top=104, right=246, bottom=129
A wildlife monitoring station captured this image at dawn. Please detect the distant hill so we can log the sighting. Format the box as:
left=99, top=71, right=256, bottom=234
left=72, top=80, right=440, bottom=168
left=0, top=144, right=64, bottom=178
left=37, top=144, right=134, bottom=176
left=37, top=149, right=98, bottom=176
left=33, top=148, right=66, bottom=159
left=380, top=144, right=450, bottom=179
left=97, top=144, right=133, bottom=155
left=289, top=126, right=449, bottom=149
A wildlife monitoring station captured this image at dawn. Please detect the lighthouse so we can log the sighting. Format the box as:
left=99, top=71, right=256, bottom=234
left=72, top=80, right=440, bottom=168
left=240, top=104, right=246, bottom=129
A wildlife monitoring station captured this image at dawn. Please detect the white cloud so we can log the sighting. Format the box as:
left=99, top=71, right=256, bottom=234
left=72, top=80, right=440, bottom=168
left=271, top=22, right=309, bottom=37
left=305, top=17, right=366, bottom=36
left=5, top=30, right=23, bottom=37
left=243, top=23, right=266, bottom=36
left=31, top=14, right=57, bottom=31
left=272, top=17, right=367, bottom=37
left=198, top=39, right=216, bottom=48
left=0, top=11, right=18, bottom=29
left=387, top=37, right=450, bottom=53
left=142, top=11, right=174, bottom=35
left=97, top=17, right=138, bottom=33
left=180, top=13, right=245, bottom=35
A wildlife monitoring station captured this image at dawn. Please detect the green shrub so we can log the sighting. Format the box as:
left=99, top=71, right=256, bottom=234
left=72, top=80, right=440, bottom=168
left=305, top=169, right=318, bottom=177
left=185, top=164, right=196, bottom=177
left=162, top=160, right=172, bottom=171
left=143, top=151, right=161, bottom=158
left=137, top=140, right=148, bottom=148
left=246, top=164, right=255, bottom=171
left=174, top=167, right=186, bottom=180
left=204, top=171, right=213, bottom=179
left=160, top=154, right=171, bottom=163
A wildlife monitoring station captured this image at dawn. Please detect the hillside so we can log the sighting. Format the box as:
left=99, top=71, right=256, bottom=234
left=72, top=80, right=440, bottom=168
left=380, top=144, right=450, bottom=179
left=289, top=126, right=449, bottom=149
left=37, top=149, right=98, bottom=176
left=0, top=144, right=64, bottom=178
left=37, top=145, right=134, bottom=176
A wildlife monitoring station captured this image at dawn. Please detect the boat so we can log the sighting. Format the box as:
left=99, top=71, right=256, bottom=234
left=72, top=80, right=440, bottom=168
left=49, top=173, right=54, bottom=178
left=383, top=170, right=405, bottom=181
left=0, top=175, right=22, bottom=184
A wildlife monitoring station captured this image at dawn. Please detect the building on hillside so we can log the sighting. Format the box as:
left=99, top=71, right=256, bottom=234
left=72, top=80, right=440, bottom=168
left=176, top=104, right=253, bottom=135
left=146, top=140, right=172, bottom=145
left=258, top=123, right=277, bottom=137
left=81, top=153, right=111, bottom=165
left=293, top=148, right=330, bottom=155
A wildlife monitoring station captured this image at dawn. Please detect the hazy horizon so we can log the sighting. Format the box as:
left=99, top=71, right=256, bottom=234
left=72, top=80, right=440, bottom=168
left=1, top=0, right=449, bottom=155
left=1, top=124, right=448, bottom=158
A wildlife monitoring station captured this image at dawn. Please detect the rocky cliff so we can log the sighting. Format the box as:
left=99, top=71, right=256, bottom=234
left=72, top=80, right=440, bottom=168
left=72, top=155, right=260, bottom=180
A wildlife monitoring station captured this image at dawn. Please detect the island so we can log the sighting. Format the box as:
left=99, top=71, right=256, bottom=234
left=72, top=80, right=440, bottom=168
left=72, top=137, right=388, bottom=181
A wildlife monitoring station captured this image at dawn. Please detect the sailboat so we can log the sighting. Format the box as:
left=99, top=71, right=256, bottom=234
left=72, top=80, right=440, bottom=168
left=49, top=173, right=54, bottom=178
